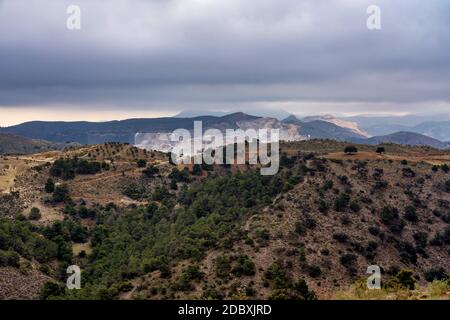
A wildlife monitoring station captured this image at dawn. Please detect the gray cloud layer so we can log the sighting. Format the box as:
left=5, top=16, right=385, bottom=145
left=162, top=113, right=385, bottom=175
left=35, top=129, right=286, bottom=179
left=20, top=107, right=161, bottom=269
left=0, top=0, right=449, bottom=116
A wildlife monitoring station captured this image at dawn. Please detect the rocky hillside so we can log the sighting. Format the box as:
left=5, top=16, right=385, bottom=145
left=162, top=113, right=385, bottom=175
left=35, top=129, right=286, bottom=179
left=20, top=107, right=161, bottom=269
left=0, top=133, right=79, bottom=155
left=0, top=141, right=449, bottom=300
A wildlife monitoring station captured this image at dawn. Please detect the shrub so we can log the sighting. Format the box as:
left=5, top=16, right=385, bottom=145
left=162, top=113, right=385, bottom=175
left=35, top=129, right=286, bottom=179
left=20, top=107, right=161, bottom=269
left=183, top=265, right=204, bottom=281
left=264, top=263, right=291, bottom=290
left=40, top=282, right=63, bottom=300
left=307, top=265, right=322, bottom=278
left=338, top=175, right=349, bottom=185
left=146, top=202, right=158, bottom=219
left=413, top=232, right=428, bottom=249
left=443, top=226, right=450, bottom=244
left=340, top=254, right=357, bottom=269
left=318, top=200, right=329, bottom=213
left=122, top=183, right=146, bottom=200
left=294, top=222, right=306, bottom=235
left=387, top=269, right=416, bottom=290
left=136, top=159, right=147, bottom=168
left=44, top=178, right=55, bottom=193
left=304, top=217, right=316, bottom=229
left=402, top=168, right=416, bottom=178
left=430, top=232, right=444, bottom=246
left=215, top=256, right=232, bottom=279
left=372, top=168, right=384, bottom=179
left=323, top=180, right=333, bottom=191
left=368, top=226, right=380, bottom=236
left=170, top=179, right=178, bottom=190
left=231, top=255, right=256, bottom=277
left=404, top=206, right=418, bottom=223
left=381, top=206, right=399, bottom=224
left=333, top=233, right=349, bottom=243
left=0, top=249, right=20, bottom=267
left=143, top=165, right=159, bottom=178
left=445, top=180, right=450, bottom=193
left=366, top=241, right=378, bottom=252
left=29, top=207, right=41, bottom=220
left=334, top=193, right=350, bottom=212
left=114, top=281, right=133, bottom=293
left=292, top=279, right=317, bottom=300
left=396, top=241, right=417, bottom=264
left=431, top=227, right=450, bottom=245
left=169, top=168, right=190, bottom=183
left=373, top=180, right=388, bottom=190
left=50, top=158, right=102, bottom=180
left=152, top=186, right=170, bottom=202
left=171, top=265, right=203, bottom=292
left=52, top=184, right=70, bottom=203
left=192, top=164, right=203, bottom=176
left=256, top=229, right=270, bottom=241
left=349, top=200, right=361, bottom=213
left=424, top=267, right=448, bottom=282
left=344, top=146, right=358, bottom=154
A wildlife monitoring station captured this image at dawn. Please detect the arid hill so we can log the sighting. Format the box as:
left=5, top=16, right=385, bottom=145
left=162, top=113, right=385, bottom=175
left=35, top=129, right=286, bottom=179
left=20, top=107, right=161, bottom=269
left=0, top=140, right=449, bottom=300
left=0, top=133, right=79, bottom=155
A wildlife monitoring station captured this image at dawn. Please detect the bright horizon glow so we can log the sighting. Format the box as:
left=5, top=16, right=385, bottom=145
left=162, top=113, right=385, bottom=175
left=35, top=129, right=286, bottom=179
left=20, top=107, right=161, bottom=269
left=0, top=107, right=178, bottom=127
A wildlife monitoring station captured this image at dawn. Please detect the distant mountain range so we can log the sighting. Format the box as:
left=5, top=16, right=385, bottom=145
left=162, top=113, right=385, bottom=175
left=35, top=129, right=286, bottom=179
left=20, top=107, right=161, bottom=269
left=364, top=131, right=449, bottom=150
left=282, top=115, right=368, bottom=141
left=1, top=112, right=449, bottom=153
left=175, top=109, right=292, bottom=120
left=0, top=113, right=258, bottom=145
left=0, top=112, right=367, bottom=145
left=174, top=111, right=450, bottom=141
left=285, top=115, right=449, bottom=149
left=410, top=121, right=450, bottom=142
left=333, top=114, right=450, bottom=141
left=300, top=114, right=370, bottom=137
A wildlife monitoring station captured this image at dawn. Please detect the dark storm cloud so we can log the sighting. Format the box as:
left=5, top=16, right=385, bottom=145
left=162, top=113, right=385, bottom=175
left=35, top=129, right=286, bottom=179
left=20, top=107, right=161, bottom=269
left=0, top=0, right=449, bottom=114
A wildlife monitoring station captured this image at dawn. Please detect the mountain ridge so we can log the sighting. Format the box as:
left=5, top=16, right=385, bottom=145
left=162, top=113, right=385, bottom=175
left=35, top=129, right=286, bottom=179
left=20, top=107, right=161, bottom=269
left=364, top=131, right=449, bottom=150
left=1, top=113, right=449, bottom=151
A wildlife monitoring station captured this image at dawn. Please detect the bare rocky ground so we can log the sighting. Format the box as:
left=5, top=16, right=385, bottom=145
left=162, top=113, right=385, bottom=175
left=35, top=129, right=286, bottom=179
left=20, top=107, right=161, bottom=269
left=0, top=266, right=52, bottom=300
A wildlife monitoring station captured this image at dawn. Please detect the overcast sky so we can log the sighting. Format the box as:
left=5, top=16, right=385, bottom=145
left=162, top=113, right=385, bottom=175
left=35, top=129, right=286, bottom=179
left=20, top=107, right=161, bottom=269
left=0, top=0, right=449, bottom=125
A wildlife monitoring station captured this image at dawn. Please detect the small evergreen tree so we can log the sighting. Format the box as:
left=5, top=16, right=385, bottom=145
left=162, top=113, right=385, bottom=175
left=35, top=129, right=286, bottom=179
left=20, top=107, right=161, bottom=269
left=29, top=207, right=41, bottom=220
left=45, top=178, right=55, bottom=193
left=136, top=159, right=147, bottom=168
left=52, top=184, right=70, bottom=203
left=344, top=146, right=358, bottom=155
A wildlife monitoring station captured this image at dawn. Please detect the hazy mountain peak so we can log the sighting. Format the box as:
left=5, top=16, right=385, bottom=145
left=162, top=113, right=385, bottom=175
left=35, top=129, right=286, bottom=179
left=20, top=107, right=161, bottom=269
left=220, top=112, right=260, bottom=122
left=302, top=114, right=370, bottom=138
left=175, top=110, right=230, bottom=118
left=282, top=115, right=300, bottom=123
left=366, top=131, right=449, bottom=149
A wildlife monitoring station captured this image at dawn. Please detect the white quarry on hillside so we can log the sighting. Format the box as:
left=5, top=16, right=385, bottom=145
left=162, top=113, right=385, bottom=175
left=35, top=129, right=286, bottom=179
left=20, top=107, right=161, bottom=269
left=134, top=117, right=307, bottom=154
